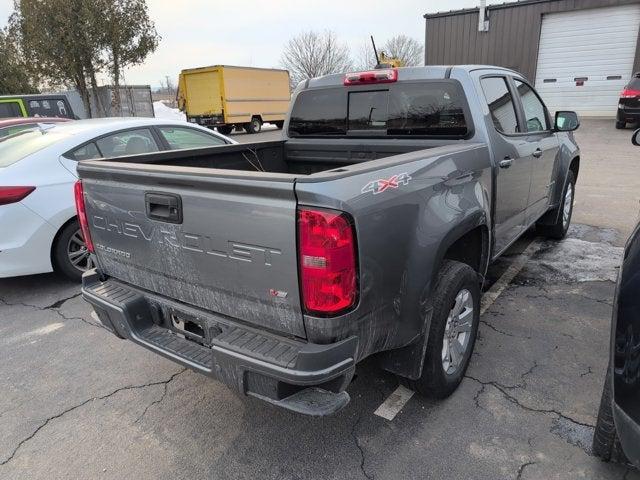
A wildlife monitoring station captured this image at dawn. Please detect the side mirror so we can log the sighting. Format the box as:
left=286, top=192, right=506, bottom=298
left=633, top=128, right=640, bottom=146
left=554, top=111, right=580, bottom=132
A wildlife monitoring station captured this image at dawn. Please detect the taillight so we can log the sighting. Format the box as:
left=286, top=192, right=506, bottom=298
left=74, top=181, right=94, bottom=253
left=298, top=207, right=357, bottom=316
left=344, top=68, right=397, bottom=86
left=0, top=186, right=35, bottom=206
left=621, top=89, right=640, bottom=98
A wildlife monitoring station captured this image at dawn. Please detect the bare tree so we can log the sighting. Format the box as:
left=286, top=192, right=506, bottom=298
left=382, top=35, right=423, bottom=67
left=280, top=30, right=353, bottom=87
left=353, top=42, right=377, bottom=71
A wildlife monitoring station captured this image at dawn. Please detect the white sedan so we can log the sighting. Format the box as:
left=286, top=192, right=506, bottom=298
left=0, top=117, right=234, bottom=280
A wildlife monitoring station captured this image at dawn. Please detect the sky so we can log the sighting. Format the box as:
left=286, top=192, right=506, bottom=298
left=0, top=0, right=503, bottom=87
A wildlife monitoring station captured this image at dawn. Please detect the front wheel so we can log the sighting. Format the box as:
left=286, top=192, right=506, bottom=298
left=275, top=121, right=284, bottom=129
left=52, top=220, right=95, bottom=281
left=399, top=260, right=480, bottom=399
left=217, top=125, right=233, bottom=135
left=537, top=170, right=575, bottom=240
left=615, top=120, right=626, bottom=129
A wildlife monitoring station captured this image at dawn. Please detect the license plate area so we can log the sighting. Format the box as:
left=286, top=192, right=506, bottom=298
left=162, top=307, right=218, bottom=346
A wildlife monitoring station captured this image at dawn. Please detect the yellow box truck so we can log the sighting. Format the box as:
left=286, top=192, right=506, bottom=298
left=177, top=65, right=290, bottom=134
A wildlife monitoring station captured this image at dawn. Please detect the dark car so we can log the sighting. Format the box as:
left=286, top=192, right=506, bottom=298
left=616, top=73, right=640, bottom=129
left=593, top=129, right=640, bottom=464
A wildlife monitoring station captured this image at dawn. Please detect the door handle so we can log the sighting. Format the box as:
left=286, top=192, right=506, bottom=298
left=499, top=157, right=513, bottom=169
left=145, top=192, right=183, bottom=224
left=532, top=148, right=543, bottom=158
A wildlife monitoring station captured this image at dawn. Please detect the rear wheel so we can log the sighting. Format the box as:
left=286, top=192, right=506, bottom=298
left=537, top=170, right=575, bottom=240
left=593, top=369, right=628, bottom=463
left=52, top=220, right=94, bottom=281
left=615, top=120, right=626, bottom=129
left=399, top=260, right=480, bottom=399
left=217, top=125, right=233, bottom=135
left=245, top=117, right=262, bottom=134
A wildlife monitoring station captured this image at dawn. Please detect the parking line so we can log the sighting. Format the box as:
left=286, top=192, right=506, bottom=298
left=373, top=239, right=541, bottom=421
left=480, top=240, right=540, bottom=314
left=374, top=385, right=415, bottom=420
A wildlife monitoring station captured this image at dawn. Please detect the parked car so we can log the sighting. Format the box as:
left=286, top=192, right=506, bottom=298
left=78, top=65, right=580, bottom=415
left=593, top=128, right=640, bottom=465
left=0, top=94, right=76, bottom=120
left=0, top=117, right=72, bottom=138
left=0, top=118, right=234, bottom=281
left=616, top=72, right=640, bottom=129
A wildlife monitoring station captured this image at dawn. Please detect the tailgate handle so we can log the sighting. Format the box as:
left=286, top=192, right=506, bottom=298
left=145, top=192, right=182, bottom=224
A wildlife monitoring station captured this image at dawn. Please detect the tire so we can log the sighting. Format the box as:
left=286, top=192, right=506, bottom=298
left=275, top=121, right=284, bottom=129
left=52, top=220, right=95, bottom=282
left=593, top=368, right=628, bottom=463
left=615, top=120, right=626, bottom=130
left=536, top=170, right=575, bottom=240
left=399, top=260, right=480, bottom=399
left=217, top=125, right=233, bottom=135
left=245, top=117, right=262, bottom=134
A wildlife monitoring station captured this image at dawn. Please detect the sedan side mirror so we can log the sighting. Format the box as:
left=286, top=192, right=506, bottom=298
left=633, top=128, right=640, bottom=146
left=554, top=111, right=580, bottom=132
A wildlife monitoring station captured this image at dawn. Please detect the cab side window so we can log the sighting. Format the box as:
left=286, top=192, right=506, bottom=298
left=95, top=128, right=159, bottom=158
left=513, top=79, right=549, bottom=132
left=480, top=77, right=519, bottom=134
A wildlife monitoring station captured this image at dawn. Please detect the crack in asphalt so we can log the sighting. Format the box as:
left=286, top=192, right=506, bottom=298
left=133, top=369, right=187, bottom=424
left=0, top=369, right=187, bottom=467
left=580, top=366, right=593, bottom=378
left=480, top=319, right=531, bottom=339
left=350, top=411, right=374, bottom=480
left=0, top=292, right=107, bottom=332
left=465, top=375, right=595, bottom=429
left=516, top=461, right=536, bottom=480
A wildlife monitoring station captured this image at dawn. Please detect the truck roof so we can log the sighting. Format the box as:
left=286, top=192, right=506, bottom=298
left=300, top=65, right=520, bottom=89
left=180, top=65, right=289, bottom=74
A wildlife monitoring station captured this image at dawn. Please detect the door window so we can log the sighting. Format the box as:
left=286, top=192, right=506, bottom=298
left=480, top=77, right=519, bottom=134
left=158, top=126, right=227, bottom=150
left=0, top=101, right=23, bottom=118
left=513, top=79, right=549, bottom=132
left=95, top=128, right=159, bottom=158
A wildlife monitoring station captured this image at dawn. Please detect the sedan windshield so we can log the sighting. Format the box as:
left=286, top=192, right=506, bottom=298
left=0, top=129, right=69, bottom=167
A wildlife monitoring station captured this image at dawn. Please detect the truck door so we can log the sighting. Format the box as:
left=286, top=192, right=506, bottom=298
left=479, top=76, right=533, bottom=255
left=510, top=78, right=560, bottom=224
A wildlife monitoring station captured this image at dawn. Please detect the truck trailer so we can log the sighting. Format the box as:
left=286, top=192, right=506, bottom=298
left=178, top=65, right=290, bottom=134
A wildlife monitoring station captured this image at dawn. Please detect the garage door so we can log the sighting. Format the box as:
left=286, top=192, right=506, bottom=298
left=534, top=4, right=640, bottom=117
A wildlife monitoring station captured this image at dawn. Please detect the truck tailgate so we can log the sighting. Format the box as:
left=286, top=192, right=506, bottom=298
left=78, top=164, right=305, bottom=338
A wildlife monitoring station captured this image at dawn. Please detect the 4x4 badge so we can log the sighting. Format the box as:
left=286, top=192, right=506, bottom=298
left=362, top=173, right=412, bottom=195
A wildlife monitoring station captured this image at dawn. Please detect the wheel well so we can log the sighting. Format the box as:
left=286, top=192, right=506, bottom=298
left=569, top=156, right=580, bottom=182
left=443, top=226, right=489, bottom=275
left=50, top=216, right=77, bottom=267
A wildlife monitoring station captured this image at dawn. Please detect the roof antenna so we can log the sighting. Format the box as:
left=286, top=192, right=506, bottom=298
left=370, top=35, right=381, bottom=68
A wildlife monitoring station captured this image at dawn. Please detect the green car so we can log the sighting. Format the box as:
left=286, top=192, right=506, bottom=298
left=0, top=94, right=76, bottom=119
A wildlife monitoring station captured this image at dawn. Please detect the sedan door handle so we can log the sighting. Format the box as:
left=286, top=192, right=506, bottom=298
left=499, top=157, right=513, bottom=169
left=532, top=148, right=543, bottom=158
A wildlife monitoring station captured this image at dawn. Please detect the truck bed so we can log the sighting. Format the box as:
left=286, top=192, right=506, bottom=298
left=89, top=138, right=459, bottom=177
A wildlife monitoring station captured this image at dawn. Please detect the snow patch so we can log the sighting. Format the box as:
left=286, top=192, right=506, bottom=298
left=153, top=101, right=186, bottom=122
left=528, top=238, right=623, bottom=283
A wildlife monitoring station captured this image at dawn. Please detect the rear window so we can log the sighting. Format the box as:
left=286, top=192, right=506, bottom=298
left=0, top=130, right=68, bottom=167
left=289, top=81, right=470, bottom=138
left=0, top=101, right=23, bottom=118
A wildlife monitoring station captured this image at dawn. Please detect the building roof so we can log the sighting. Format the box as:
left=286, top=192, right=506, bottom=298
left=424, top=0, right=557, bottom=19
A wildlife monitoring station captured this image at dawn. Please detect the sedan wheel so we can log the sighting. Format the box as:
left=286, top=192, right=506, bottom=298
left=67, top=229, right=94, bottom=272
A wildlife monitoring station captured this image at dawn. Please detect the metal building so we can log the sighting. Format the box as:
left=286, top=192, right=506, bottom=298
left=424, top=0, right=640, bottom=116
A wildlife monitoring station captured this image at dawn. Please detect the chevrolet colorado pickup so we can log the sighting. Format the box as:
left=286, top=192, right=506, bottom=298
left=78, top=65, right=580, bottom=415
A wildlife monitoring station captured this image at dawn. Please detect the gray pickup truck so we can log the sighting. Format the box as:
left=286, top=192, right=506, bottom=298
left=77, top=65, right=580, bottom=415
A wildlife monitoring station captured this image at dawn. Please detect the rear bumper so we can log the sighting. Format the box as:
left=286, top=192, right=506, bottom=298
left=81, top=270, right=357, bottom=415
left=617, top=106, right=640, bottom=123
left=187, top=115, right=226, bottom=126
